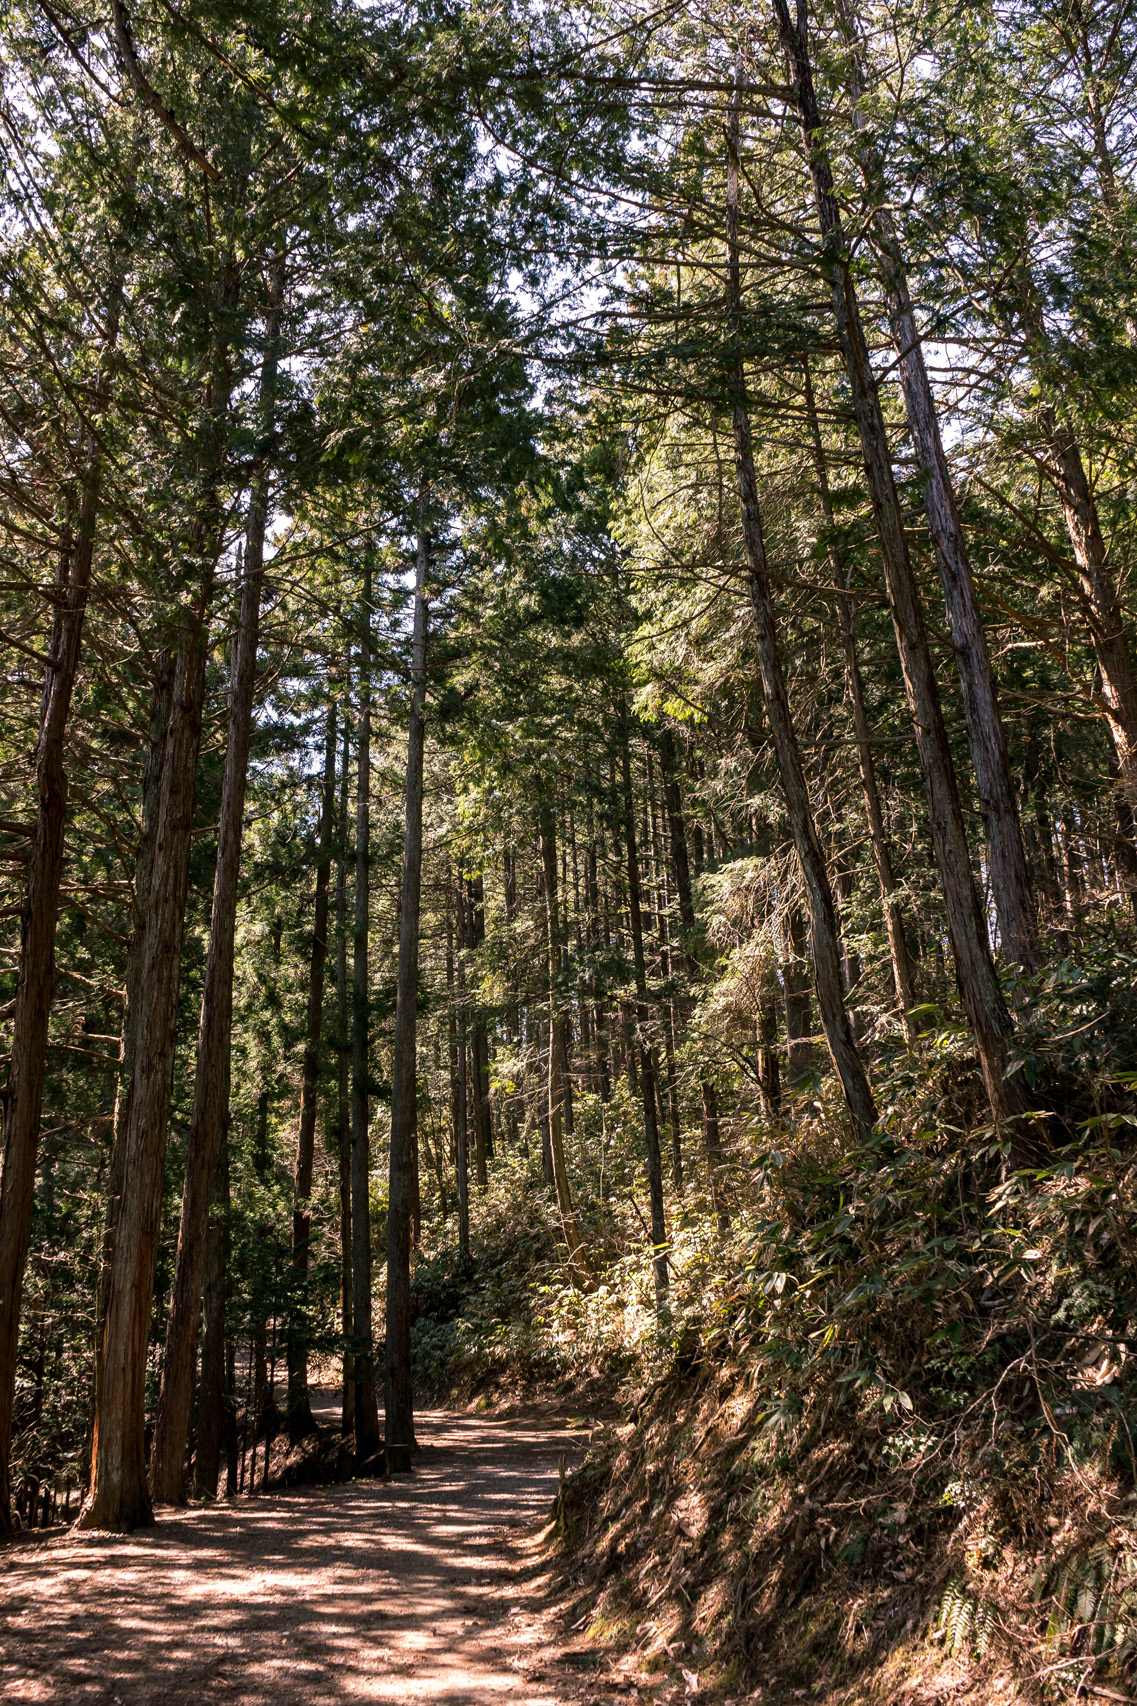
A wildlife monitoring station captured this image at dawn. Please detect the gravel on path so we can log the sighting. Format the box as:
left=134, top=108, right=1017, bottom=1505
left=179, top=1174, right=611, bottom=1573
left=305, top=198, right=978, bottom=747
left=0, top=1409, right=595, bottom=1705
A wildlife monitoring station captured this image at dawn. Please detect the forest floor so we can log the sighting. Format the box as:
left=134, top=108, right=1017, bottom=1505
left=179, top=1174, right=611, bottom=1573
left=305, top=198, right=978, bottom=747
left=0, top=1406, right=666, bottom=1706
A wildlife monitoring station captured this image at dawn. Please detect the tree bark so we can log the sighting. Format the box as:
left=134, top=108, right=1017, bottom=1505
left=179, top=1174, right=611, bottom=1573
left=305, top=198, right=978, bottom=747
left=452, top=892, right=472, bottom=1266
left=834, top=18, right=1036, bottom=967
left=463, top=876, right=492, bottom=1188
left=618, top=725, right=669, bottom=1299
left=96, top=650, right=174, bottom=1426
left=81, top=601, right=213, bottom=1531
left=385, top=525, right=429, bottom=1473
left=192, top=1119, right=230, bottom=1499
left=800, top=360, right=917, bottom=1034
left=149, top=259, right=282, bottom=1506
left=538, top=805, right=589, bottom=1286
left=285, top=701, right=337, bottom=1442
left=769, top=6, right=1024, bottom=1124
left=351, top=564, right=381, bottom=1459
left=724, top=74, right=878, bottom=1137
left=334, top=717, right=354, bottom=1439
left=0, top=284, right=120, bottom=1532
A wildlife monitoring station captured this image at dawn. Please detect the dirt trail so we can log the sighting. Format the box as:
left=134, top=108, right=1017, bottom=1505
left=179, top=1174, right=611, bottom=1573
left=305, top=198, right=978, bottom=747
left=0, top=1410, right=599, bottom=1705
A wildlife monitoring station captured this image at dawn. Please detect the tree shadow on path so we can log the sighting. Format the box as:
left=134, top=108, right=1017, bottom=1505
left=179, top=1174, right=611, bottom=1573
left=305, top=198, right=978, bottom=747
left=0, top=1410, right=587, bottom=1706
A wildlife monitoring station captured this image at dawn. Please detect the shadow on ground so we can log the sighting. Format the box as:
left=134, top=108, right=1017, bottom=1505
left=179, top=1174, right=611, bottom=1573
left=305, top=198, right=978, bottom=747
left=0, top=1410, right=587, bottom=1705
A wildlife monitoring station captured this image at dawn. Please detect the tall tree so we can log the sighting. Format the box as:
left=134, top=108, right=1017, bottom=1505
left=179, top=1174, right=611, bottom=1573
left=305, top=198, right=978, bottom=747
left=386, top=524, right=429, bottom=1472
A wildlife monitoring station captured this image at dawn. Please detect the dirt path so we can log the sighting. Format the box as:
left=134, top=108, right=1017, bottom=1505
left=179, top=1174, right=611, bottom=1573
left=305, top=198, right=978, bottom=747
left=0, top=1410, right=605, bottom=1705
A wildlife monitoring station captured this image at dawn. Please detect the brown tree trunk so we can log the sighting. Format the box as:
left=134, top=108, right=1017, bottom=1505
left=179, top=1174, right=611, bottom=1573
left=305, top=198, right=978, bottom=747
left=95, top=650, right=174, bottom=1429
left=770, top=7, right=1024, bottom=1125
left=800, top=361, right=917, bottom=1034
left=784, top=907, right=814, bottom=1089
left=334, top=717, right=354, bottom=1439
left=657, top=729, right=727, bottom=1210
left=834, top=22, right=1036, bottom=967
left=538, top=804, right=589, bottom=1286
left=618, top=725, right=669, bottom=1299
left=81, top=599, right=213, bottom=1531
left=149, top=260, right=282, bottom=1506
left=286, top=701, right=337, bottom=1442
left=453, top=892, right=471, bottom=1266
left=0, top=288, right=120, bottom=1532
left=463, top=875, right=492, bottom=1187
left=385, top=525, right=429, bottom=1473
left=700, top=1080, right=730, bottom=1234
left=725, top=75, right=878, bottom=1137
left=192, top=1120, right=230, bottom=1499
left=351, top=565, right=381, bottom=1459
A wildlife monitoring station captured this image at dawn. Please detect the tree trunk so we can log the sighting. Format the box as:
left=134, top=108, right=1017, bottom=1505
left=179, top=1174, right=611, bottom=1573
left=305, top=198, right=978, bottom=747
left=286, top=701, right=337, bottom=1442
left=149, top=260, right=282, bottom=1506
left=784, top=907, right=814, bottom=1089
left=453, top=893, right=472, bottom=1265
left=700, top=1080, right=730, bottom=1234
left=835, top=23, right=1036, bottom=967
left=335, top=717, right=354, bottom=1439
left=351, top=564, right=381, bottom=1460
left=770, top=6, right=1024, bottom=1125
left=618, top=725, right=669, bottom=1299
left=724, top=75, right=877, bottom=1137
left=0, top=286, right=120, bottom=1532
left=81, top=601, right=213, bottom=1531
left=385, top=525, right=429, bottom=1473
left=657, top=729, right=728, bottom=1210
left=192, top=1119, right=230, bottom=1499
left=538, top=804, right=589, bottom=1286
left=94, top=647, right=174, bottom=1467
left=800, top=362, right=917, bottom=1035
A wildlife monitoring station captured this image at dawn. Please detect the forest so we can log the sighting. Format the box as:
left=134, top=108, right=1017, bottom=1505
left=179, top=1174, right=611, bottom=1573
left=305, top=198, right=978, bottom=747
left=2, top=0, right=1137, bottom=1700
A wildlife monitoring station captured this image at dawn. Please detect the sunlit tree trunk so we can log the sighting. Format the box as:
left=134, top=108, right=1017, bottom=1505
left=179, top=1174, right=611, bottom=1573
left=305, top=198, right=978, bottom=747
left=724, top=76, right=877, bottom=1137
left=800, top=361, right=916, bottom=1035
left=769, top=8, right=1024, bottom=1125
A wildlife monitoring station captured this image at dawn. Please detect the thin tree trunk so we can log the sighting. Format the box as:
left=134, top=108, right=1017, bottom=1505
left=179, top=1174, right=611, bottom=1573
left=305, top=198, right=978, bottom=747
left=149, top=261, right=282, bottom=1506
left=700, top=1081, right=730, bottom=1234
left=351, top=565, right=381, bottom=1460
left=192, top=1119, right=230, bottom=1498
left=784, top=907, right=814, bottom=1088
left=385, top=524, right=429, bottom=1473
left=618, top=725, right=669, bottom=1299
left=658, top=728, right=732, bottom=1214
left=0, top=285, right=120, bottom=1531
left=724, top=76, right=877, bottom=1137
left=769, top=7, right=1024, bottom=1125
left=286, top=701, right=337, bottom=1442
left=538, top=804, right=589, bottom=1286
left=335, top=717, right=354, bottom=1439
left=453, top=892, right=471, bottom=1265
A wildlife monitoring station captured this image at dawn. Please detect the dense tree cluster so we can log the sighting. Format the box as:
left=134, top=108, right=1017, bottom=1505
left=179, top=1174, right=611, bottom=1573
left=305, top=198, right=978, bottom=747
left=1, top=0, right=1136, bottom=1537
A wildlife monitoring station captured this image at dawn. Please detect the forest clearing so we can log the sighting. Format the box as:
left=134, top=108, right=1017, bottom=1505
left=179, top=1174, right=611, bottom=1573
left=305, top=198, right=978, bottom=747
left=3, top=0, right=1137, bottom=1700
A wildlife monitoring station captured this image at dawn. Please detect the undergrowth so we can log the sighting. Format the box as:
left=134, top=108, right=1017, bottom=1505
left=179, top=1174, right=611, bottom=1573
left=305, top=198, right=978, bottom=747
left=410, top=951, right=1137, bottom=1701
